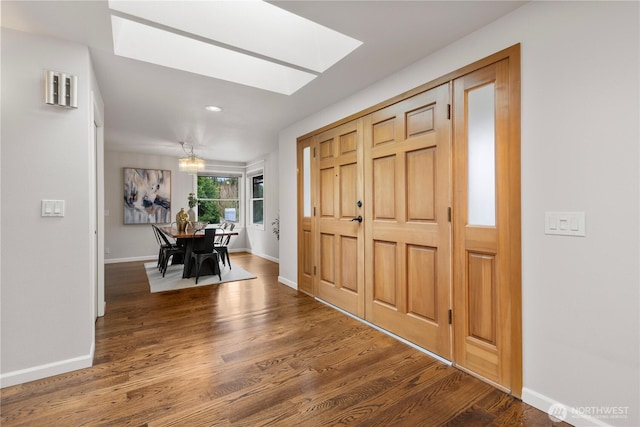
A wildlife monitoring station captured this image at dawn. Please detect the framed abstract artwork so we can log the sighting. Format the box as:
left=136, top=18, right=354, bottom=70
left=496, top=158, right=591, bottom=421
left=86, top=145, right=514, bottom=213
left=123, top=168, right=171, bottom=224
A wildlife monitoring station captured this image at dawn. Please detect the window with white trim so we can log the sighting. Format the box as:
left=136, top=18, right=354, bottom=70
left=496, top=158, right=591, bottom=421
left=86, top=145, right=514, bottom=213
left=196, top=175, right=240, bottom=225
left=250, top=174, right=264, bottom=228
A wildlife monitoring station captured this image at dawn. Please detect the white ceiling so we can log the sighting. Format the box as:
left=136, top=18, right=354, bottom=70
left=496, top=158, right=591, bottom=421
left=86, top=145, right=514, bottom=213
left=2, top=1, right=526, bottom=163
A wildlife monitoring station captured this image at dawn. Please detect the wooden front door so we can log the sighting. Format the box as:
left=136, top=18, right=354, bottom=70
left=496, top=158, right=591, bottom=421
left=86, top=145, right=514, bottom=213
left=452, top=57, right=521, bottom=393
left=298, top=45, right=521, bottom=396
left=363, top=84, right=452, bottom=358
left=315, top=119, right=365, bottom=317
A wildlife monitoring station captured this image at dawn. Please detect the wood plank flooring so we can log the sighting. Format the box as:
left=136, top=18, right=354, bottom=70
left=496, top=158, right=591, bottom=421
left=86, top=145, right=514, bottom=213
left=1, top=253, right=568, bottom=426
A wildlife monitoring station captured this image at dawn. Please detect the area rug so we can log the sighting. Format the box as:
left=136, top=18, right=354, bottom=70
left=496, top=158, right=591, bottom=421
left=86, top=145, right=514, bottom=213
left=145, top=261, right=257, bottom=293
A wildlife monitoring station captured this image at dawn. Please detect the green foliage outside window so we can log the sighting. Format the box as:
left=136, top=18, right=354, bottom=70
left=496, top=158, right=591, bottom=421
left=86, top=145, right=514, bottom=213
left=197, top=176, right=239, bottom=224
left=253, top=200, right=263, bottom=224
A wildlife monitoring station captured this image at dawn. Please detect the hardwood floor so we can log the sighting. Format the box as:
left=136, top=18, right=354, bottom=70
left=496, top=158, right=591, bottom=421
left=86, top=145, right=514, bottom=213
left=1, top=253, right=567, bottom=426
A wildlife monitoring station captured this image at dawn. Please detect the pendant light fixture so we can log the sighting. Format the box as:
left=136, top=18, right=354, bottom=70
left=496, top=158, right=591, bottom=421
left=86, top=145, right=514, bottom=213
left=178, top=141, right=205, bottom=174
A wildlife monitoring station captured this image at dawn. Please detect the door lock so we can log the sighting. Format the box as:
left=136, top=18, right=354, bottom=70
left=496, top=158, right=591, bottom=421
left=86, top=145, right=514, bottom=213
left=351, top=215, right=363, bottom=223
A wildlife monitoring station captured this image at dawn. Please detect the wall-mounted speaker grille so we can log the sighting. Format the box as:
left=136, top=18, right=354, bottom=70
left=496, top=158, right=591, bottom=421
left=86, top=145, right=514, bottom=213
left=44, top=70, right=78, bottom=109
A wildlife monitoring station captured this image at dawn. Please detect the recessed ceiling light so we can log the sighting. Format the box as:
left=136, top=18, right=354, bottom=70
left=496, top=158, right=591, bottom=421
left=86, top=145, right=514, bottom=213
left=110, top=15, right=317, bottom=95
left=108, top=0, right=362, bottom=73
left=205, top=106, right=222, bottom=112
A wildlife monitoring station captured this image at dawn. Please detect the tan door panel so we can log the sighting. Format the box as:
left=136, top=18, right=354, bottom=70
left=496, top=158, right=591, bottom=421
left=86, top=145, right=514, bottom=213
left=363, top=83, right=452, bottom=359
left=315, top=119, right=365, bottom=317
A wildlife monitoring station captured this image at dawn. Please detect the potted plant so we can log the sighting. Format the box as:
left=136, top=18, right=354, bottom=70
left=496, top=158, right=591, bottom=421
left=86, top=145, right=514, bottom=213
left=272, top=214, right=279, bottom=240
left=187, top=193, right=198, bottom=222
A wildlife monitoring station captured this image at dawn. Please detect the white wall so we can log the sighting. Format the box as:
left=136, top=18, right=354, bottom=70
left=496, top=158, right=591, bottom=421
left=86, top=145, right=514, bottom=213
left=245, top=151, right=280, bottom=263
left=278, top=2, right=639, bottom=426
left=1, top=29, right=102, bottom=386
left=91, top=67, right=106, bottom=318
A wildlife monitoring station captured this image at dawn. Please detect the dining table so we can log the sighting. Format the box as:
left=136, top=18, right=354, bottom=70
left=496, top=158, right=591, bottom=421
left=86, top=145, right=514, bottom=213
left=159, top=226, right=238, bottom=279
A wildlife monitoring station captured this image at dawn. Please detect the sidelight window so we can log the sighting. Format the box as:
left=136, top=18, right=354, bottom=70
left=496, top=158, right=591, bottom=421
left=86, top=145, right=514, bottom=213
left=249, top=174, right=264, bottom=228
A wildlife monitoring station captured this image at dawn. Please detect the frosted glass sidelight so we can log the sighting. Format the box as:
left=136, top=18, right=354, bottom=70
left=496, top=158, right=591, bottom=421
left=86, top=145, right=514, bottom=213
left=467, top=83, right=496, bottom=226
left=303, top=146, right=311, bottom=217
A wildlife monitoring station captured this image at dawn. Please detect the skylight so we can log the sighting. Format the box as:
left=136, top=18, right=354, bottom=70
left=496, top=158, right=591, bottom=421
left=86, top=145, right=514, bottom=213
left=111, top=16, right=317, bottom=95
left=108, top=0, right=363, bottom=95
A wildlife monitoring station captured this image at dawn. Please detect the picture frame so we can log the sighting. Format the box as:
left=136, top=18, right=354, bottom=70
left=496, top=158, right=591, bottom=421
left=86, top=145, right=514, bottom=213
left=123, top=167, right=171, bottom=224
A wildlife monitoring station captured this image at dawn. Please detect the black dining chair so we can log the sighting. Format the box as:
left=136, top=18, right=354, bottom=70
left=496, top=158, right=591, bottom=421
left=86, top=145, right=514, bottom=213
left=155, top=225, right=185, bottom=277
left=152, top=224, right=178, bottom=271
left=152, top=225, right=166, bottom=270
left=187, top=227, right=221, bottom=284
left=214, top=223, right=234, bottom=269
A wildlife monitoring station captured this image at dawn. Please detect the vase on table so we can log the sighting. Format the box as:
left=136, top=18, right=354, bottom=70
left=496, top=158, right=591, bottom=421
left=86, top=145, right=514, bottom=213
left=176, top=208, right=189, bottom=233
left=187, top=207, right=196, bottom=223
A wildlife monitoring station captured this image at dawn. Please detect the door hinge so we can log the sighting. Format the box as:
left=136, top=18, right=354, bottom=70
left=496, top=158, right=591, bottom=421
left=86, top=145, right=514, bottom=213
left=447, top=104, right=451, bottom=120
left=314, top=206, right=316, bottom=216
left=448, top=309, right=452, bottom=325
left=313, top=266, right=316, bottom=275
left=447, top=207, right=452, bottom=222
left=313, top=147, right=316, bottom=157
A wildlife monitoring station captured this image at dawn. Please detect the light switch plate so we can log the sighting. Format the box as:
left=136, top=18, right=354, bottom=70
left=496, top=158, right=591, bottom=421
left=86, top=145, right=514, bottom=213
left=545, top=211, right=585, bottom=237
left=42, top=199, right=65, bottom=217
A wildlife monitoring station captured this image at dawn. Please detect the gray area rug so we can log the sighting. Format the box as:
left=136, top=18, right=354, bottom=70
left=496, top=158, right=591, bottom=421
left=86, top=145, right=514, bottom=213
left=145, top=261, right=256, bottom=293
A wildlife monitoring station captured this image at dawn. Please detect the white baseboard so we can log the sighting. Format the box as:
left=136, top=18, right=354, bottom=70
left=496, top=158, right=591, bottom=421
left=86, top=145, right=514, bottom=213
left=105, top=255, right=156, bottom=264
left=522, top=387, right=616, bottom=427
left=278, top=276, right=297, bottom=290
left=227, top=248, right=279, bottom=264
left=246, top=250, right=279, bottom=264
left=98, top=300, right=106, bottom=318
left=1, top=343, right=94, bottom=389
left=228, top=248, right=249, bottom=254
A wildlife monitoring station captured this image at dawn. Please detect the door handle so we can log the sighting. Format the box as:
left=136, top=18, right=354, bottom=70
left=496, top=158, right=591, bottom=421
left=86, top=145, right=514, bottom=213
left=351, top=215, right=363, bottom=223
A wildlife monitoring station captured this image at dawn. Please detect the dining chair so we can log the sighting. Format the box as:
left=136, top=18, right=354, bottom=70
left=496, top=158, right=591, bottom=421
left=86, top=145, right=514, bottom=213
left=155, top=225, right=186, bottom=277
left=187, top=227, right=221, bottom=284
left=152, top=225, right=178, bottom=271
left=215, top=223, right=234, bottom=269
left=151, top=225, right=166, bottom=270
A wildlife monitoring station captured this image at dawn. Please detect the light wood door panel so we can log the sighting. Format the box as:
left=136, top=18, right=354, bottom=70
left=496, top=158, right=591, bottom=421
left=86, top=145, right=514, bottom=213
left=316, top=119, right=365, bottom=317
left=297, top=137, right=314, bottom=296
left=364, top=83, right=452, bottom=359
left=452, top=57, right=521, bottom=393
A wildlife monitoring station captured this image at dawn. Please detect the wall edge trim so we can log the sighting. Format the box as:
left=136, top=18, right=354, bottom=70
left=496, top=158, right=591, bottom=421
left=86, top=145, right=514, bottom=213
left=1, top=343, right=94, bottom=389
left=278, top=276, right=297, bottom=290
left=522, top=387, right=615, bottom=427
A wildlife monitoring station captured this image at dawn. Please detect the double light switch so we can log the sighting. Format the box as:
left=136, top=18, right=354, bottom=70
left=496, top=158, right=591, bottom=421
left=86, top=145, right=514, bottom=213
left=42, top=200, right=65, bottom=217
